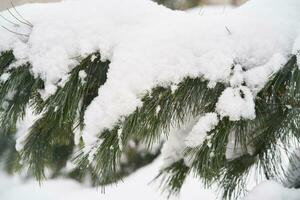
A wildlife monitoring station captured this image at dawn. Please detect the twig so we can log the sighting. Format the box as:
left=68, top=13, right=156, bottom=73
left=225, top=25, right=232, bottom=35
left=10, top=1, right=33, bottom=27
left=198, top=5, right=203, bottom=16
left=200, top=6, right=205, bottom=16
left=222, top=4, right=226, bottom=14
left=1, top=25, right=29, bottom=37
left=6, top=8, right=32, bottom=28
left=0, top=14, right=20, bottom=27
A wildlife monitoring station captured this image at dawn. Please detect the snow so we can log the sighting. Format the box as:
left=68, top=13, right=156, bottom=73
left=81, top=0, right=300, bottom=149
left=294, top=35, right=300, bottom=66
left=162, top=113, right=218, bottom=167
left=0, top=157, right=217, bottom=200
left=225, top=130, right=255, bottom=160
left=243, top=53, right=287, bottom=93
left=0, top=0, right=300, bottom=150
left=161, top=121, right=195, bottom=168
left=0, top=72, right=11, bottom=82
left=0, top=4, right=300, bottom=200
left=78, top=70, right=87, bottom=84
left=188, top=5, right=234, bottom=16
left=1, top=157, right=297, bottom=200
left=216, top=86, right=255, bottom=121
left=185, top=113, right=219, bottom=148
left=0, top=2, right=298, bottom=198
left=117, top=127, right=123, bottom=150
left=243, top=181, right=300, bottom=200
left=15, top=108, right=40, bottom=151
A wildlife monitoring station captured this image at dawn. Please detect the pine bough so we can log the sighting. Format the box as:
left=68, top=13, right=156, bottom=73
left=0, top=0, right=300, bottom=199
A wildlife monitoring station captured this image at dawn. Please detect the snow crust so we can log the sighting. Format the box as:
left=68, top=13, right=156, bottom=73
left=1, top=0, right=300, bottom=152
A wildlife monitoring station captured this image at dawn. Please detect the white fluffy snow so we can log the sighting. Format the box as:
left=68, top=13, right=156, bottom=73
left=1, top=0, right=300, bottom=149
left=1, top=158, right=297, bottom=200
left=216, top=86, right=255, bottom=121
left=0, top=157, right=217, bottom=200
left=0, top=72, right=11, bottom=82
left=243, top=181, right=300, bottom=200
left=243, top=53, right=287, bottom=93
left=162, top=113, right=217, bottom=167
left=161, top=121, right=195, bottom=168
left=15, top=107, right=40, bottom=151
left=185, top=113, right=219, bottom=148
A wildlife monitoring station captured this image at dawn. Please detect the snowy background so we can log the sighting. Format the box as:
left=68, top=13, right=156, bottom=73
left=0, top=158, right=217, bottom=200
left=2, top=157, right=299, bottom=200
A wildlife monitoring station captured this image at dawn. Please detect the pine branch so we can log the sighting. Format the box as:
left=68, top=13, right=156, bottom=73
left=214, top=55, right=300, bottom=199
left=155, top=159, right=190, bottom=196
left=1, top=47, right=299, bottom=200
left=20, top=52, right=109, bottom=181
left=77, top=78, right=225, bottom=186
left=0, top=51, right=14, bottom=74
left=188, top=118, right=232, bottom=186
left=157, top=55, right=300, bottom=200
left=0, top=64, right=43, bottom=135
left=217, top=156, right=256, bottom=200
left=0, top=134, right=21, bottom=174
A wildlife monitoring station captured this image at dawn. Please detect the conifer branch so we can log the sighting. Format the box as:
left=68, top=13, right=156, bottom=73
left=20, top=52, right=109, bottom=181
